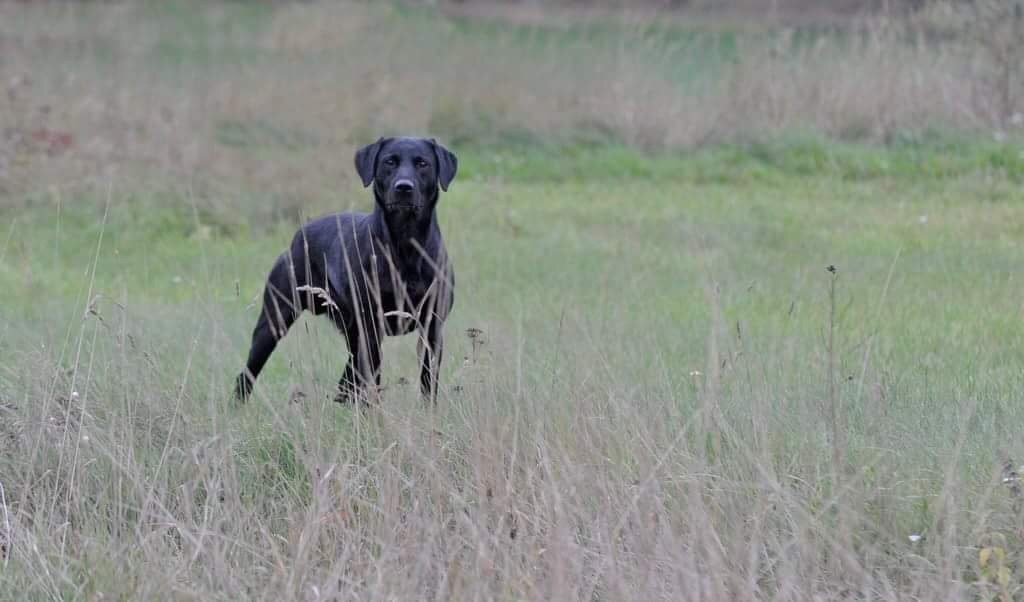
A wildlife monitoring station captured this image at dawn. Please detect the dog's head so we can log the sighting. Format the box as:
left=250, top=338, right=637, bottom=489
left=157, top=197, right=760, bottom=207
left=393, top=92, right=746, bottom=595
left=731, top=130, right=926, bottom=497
left=354, top=137, right=457, bottom=217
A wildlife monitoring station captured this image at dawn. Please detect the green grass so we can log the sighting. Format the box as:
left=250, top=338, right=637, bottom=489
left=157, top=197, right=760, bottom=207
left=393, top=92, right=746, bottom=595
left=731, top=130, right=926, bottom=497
left=4, top=141, right=1024, bottom=596
left=397, top=3, right=740, bottom=87
left=5, top=144, right=1023, bottom=462
left=458, top=134, right=1024, bottom=183
left=3, top=0, right=1024, bottom=598
left=6, top=132, right=1024, bottom=602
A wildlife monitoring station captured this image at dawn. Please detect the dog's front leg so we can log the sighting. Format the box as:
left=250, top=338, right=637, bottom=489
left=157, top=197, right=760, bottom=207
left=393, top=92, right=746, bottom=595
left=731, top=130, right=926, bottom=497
left=334, top=356, right=357, bottom=404
left=418, top=321, right=443, bottom=405
left=339, top=316, right=383, bottom=403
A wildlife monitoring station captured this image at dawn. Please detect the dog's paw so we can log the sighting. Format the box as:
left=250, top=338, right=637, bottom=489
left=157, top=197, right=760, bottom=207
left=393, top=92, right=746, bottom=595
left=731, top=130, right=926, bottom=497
left=334, top=384, right=384, bottom=408
left=233, top=373, right=253, bottom=402
left=333, top=385, right=354, bottom=404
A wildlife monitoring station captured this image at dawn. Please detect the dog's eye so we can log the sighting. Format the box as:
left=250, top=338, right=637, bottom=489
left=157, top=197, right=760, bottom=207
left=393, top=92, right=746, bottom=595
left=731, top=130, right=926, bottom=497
left=414, top=158, right=429, bottom=169
left=383, top=157, right=398, bottom=167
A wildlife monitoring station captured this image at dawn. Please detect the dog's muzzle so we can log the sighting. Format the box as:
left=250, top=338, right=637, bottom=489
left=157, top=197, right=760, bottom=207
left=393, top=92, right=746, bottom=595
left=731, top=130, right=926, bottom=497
left=394, top=179, right=414, bottom=194
left=386, top=200, right=420, bottom=211
left=387, top=179, right=420, bottom=211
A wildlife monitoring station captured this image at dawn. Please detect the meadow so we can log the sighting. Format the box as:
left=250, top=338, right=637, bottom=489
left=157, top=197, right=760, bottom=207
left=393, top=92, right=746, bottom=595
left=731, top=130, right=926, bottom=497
left=1, top=1, right=1024, bottom=599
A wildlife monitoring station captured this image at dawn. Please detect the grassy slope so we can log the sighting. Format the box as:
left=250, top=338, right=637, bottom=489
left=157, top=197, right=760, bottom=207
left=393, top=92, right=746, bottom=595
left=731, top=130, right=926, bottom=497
left=1, top=1, right=1024, bottom=598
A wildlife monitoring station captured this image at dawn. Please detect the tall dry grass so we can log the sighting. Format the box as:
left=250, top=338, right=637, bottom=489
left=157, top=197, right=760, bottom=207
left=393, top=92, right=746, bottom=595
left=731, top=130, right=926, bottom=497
left=3, top=258, right=1021, bottom=600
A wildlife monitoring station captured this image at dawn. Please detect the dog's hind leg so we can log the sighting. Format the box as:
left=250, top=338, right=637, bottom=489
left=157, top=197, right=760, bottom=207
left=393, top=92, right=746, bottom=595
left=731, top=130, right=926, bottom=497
left=234, top=260, right=301, bottom=401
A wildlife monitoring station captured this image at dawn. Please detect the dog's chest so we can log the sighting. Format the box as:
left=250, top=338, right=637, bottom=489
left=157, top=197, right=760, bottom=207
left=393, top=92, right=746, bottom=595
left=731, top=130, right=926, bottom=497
left=376, top=283, right=430, bottom=335
left=371, top=257, right=433, bottom=325
left=377, top=278, right=429, bottom=310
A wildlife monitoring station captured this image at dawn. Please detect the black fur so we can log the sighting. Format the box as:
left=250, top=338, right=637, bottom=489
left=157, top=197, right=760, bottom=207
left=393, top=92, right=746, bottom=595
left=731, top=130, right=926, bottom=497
left=234, top=137, right=457, bottom=404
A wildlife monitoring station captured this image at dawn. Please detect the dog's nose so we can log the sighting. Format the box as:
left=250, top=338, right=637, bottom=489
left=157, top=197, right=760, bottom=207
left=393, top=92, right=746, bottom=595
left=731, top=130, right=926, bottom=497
left=394, top=180, right=415, bottom=194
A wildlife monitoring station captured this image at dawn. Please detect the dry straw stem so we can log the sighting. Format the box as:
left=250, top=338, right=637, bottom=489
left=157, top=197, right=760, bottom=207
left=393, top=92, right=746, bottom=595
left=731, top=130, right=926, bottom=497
left=0, top=480, right=10, bottom=567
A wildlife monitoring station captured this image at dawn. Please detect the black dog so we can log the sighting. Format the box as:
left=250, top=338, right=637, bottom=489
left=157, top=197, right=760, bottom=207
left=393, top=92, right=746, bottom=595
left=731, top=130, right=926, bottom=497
left=234, top=137, right=457, bottom=404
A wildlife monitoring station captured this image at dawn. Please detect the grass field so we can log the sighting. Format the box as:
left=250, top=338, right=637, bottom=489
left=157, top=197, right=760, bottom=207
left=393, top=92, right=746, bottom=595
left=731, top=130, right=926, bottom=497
left=2, top=1, right=1024, bottom=599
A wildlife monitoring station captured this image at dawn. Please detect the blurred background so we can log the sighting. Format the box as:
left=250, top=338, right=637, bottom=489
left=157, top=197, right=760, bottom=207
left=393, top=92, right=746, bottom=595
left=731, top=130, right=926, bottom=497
left=2, top=0, right=1021, bottom=224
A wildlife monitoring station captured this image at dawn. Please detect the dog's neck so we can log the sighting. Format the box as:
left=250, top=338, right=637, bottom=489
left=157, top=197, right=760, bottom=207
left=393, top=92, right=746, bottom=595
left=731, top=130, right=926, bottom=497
left=371, top=197, right=439, bottom=266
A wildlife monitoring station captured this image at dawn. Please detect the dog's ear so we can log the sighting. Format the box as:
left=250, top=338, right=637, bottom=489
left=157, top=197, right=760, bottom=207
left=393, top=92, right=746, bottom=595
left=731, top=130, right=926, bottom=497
left=429, top=138, right=458, bottom=192
left=354, top=137, right=387, bottom=188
